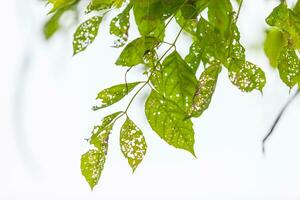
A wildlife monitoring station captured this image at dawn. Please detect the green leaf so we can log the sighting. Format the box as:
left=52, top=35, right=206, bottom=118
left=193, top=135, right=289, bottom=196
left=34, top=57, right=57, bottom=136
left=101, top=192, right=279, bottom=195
left=228, top=60, right=266, bottom=92
left=73, top=16, right=103, bottom=55
left=43, top=9, right=64, bottom=40
left=207, top=0, right=233, bottom=33
left=151, top=51, right=198, bottom=112
left=90, top=112, right=122, bottom=152
left=196, top=18, right=226, bottom=65
left=110, top=3, right=132, bottom=48
left=175, top=10, right=198, bottom=36
left=227, top=23, right=246, bottom=62
left=115, top=37, right=159, bottom=67
left=277, top=46, right=300, bottom=88
left=266, top=2, right=289, bottom=28
left=180, top=4, right=197, bottom=19
left=185, top=41, right=203, bottom=73
left=81, top=149, right=106, bottom=190
left=175, top=0, right=209, bottom=35
left=86, top=0, right=114, bottom=13
left=295, top=0, right=300, bottom=15
left=161, top=0, right=185, bottom=17
left=266, top=2, right=300, bottom=49
left=145, top=91, right=195, bottom=155
left=48, top=0, right=77, bottom=13
left=94, top=82, right=141, bottom=110
left=113, top=0, right=125, bottom=8
left=264, top=28, right=286, bottom=68
left=120, top=117, right=147, bottom=172
left=132, top=0, right=165, bottom=39
left=188, top=64, right=221, bottom=118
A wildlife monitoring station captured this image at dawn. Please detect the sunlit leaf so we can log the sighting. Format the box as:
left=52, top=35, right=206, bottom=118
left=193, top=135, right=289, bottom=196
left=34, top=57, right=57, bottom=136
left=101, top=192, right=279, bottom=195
left=229, top=60, right=266, bottom=92
left=81, top=149, right=106, bottom=190
left=150, top=51, right=198, bottom=112
left=266, top=2, right=300, bottom=49
left=264, top=28, right=286, bottom=68
left=110, top=3, right=132, bottom=47
left=94, top=82, right=141, bottom=110
left=120, top=117, right=147, bottom=172
left=196, top=18, right=226, bottom=65
left=145, top=91, right=195, bottom=155
left=277, top=46, right=300, bottom=88
left=48, top=0, right=77, bottom=13
left=73, top=16, right=103, bottom=55
left=86, top=0, right=114, bottom=13
left=90, top=112, right=122, bottom=153
left=133, top=0, right=165, bottom=39
left=115, top=37, right=159, bottom=67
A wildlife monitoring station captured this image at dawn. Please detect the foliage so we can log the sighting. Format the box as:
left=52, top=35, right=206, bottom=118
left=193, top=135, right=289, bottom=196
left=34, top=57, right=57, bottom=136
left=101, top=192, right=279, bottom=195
left=264, top=1, right=300, bottom=89
left=44, top=0, right=300, bottom=189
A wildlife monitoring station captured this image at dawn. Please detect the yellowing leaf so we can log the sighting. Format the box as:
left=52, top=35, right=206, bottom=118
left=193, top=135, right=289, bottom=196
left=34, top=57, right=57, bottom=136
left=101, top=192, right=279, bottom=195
left=81, top=149, right=106, bottom=190
left=120, top=117, right=147, bottom=172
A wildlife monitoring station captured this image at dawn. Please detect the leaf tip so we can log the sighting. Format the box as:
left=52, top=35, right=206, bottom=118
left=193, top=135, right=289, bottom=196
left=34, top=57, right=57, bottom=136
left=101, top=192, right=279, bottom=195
left=188, top=147, right=197, bottom=158
left=92, top=106, right=101, bottom=111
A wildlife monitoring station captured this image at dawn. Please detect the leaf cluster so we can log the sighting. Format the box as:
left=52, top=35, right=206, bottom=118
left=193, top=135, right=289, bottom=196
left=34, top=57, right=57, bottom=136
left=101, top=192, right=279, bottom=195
left=45, top=0, right=299, bottom=189
left=264, top=0, right=300, bottom=89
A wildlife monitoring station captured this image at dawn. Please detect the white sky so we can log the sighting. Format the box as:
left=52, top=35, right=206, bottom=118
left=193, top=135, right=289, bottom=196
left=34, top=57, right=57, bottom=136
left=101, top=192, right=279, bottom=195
left=1, top=0, right=300, bottom=199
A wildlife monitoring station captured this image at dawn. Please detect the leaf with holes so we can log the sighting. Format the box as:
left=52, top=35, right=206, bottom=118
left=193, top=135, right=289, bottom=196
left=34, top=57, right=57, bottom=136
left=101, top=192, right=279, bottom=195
left=120, top=117, right=147, bottom=172
left=110, top=3, right=132, bottom=48
left=48, top=0, right=77, bottom=13
left=94, top=82, right=141, bottom=110
left=90, top=112, right=122, bottom=153
left=86, top=0, right=114, bottom=13
left=228, top=60, right=266, bottom=92
left=266, top=2, right=300, bottom=49
left=185, top=41, right=203, bottom=73
left=207, top=0, right=232, bottom=33
left=196, top=18, right=226, bottom=65
left=145, top=91, right=195, bottom=155
left=115, top=37, right=159, bottom=67
left=150, top=51, right=198, bottom=112
left=277, top=46, right=300, bottom=88
left=188, top=64, right=221, bottom=118
left=81, top=149, right=106, bottom=190
left=73, top=16, right=102, bottom=55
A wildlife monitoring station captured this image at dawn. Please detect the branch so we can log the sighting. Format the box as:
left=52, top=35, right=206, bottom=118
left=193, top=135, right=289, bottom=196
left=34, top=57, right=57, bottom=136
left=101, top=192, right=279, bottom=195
left=262, top=89, right=299, bottom=154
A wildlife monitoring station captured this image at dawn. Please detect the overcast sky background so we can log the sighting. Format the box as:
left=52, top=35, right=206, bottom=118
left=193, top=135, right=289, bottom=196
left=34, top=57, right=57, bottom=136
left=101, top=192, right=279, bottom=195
left=1, top=0, right=300, bottom=199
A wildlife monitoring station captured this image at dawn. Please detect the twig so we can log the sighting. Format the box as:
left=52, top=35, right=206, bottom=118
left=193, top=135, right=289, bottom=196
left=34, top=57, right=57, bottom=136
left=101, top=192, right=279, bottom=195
left=262, top=89, right=299, bottom=154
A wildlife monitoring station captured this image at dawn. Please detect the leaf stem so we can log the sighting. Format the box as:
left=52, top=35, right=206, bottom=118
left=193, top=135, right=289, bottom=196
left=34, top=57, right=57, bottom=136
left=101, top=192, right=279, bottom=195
left=236, top=0, right=244, bottom=21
